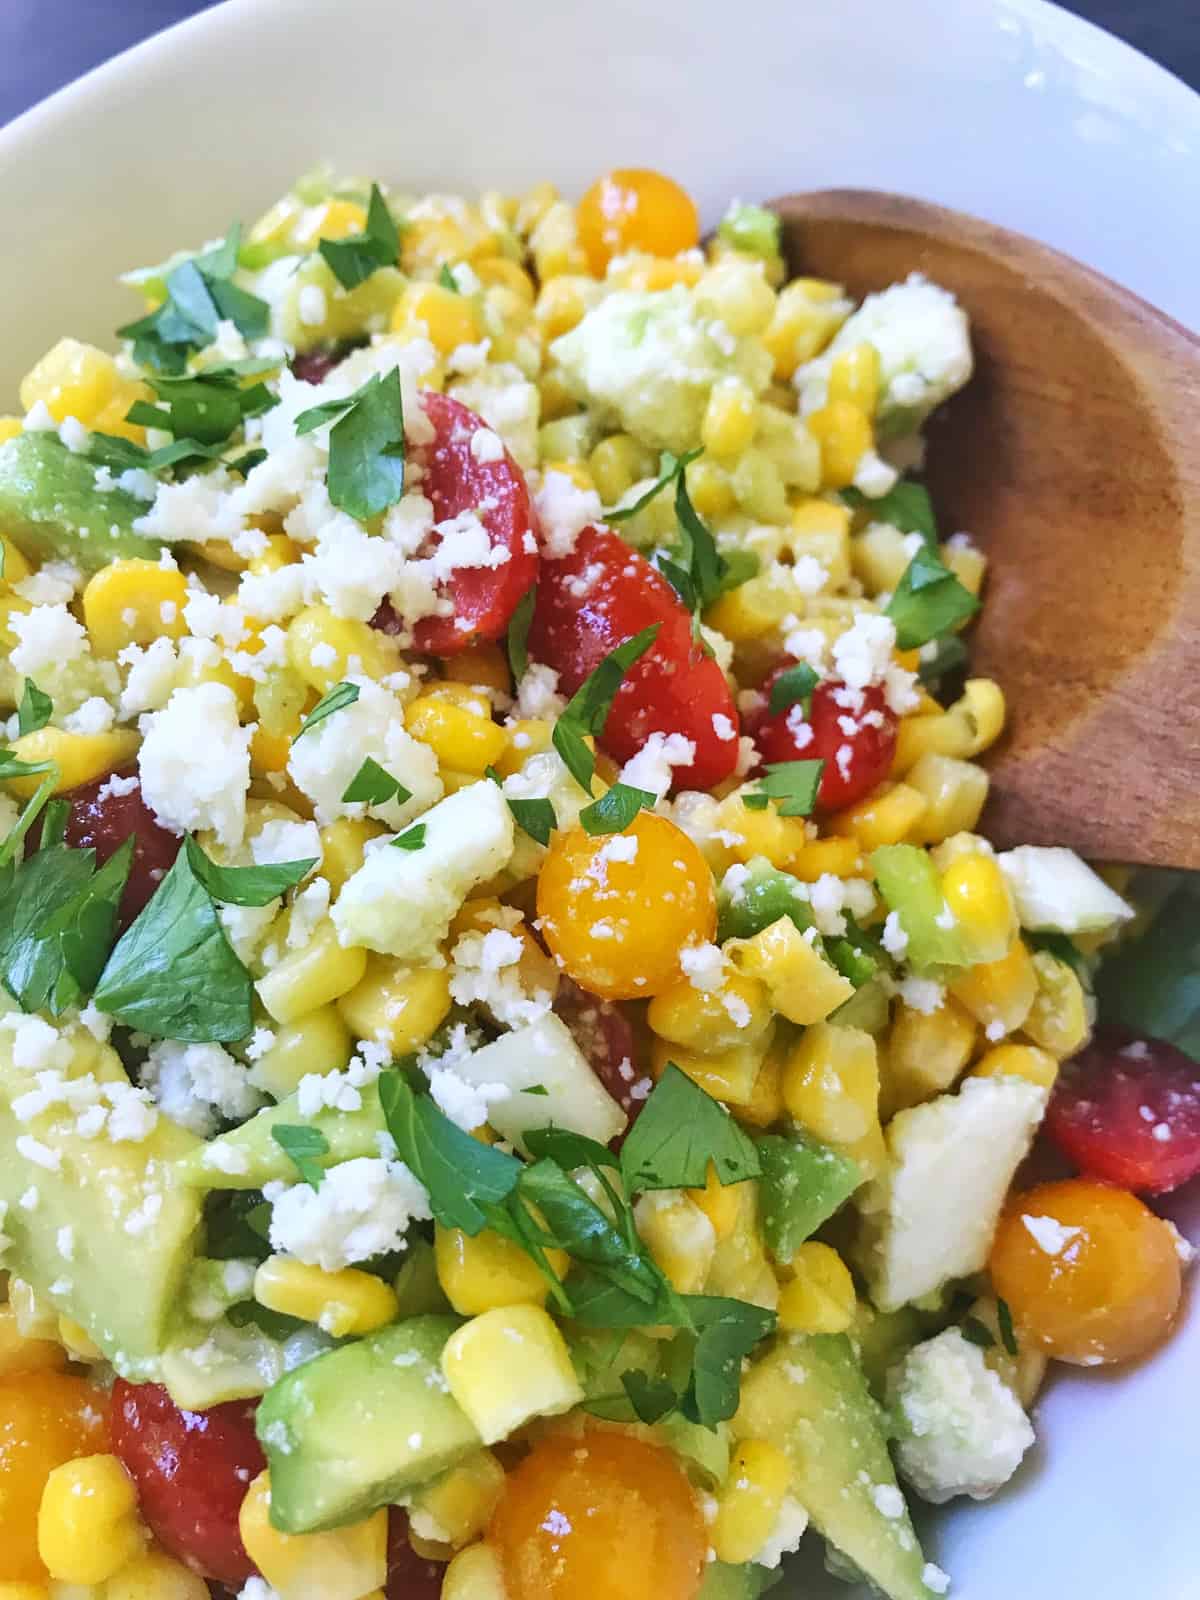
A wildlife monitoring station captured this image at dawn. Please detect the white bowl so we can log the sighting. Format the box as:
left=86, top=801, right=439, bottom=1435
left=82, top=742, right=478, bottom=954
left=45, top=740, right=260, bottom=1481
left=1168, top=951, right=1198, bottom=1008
left=1, top=2, right=1195, bottom=1595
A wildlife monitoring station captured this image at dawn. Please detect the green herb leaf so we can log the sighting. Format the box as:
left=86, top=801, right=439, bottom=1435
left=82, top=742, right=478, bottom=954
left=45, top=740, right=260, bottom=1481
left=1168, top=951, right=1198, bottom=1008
left=506, top=797, right=557, bottom=847
left=0, top=749, right=57, bottom=783
left=886, top=547, right=980, bottom=649
left=673, top=468, right=729, bottom=612
left=552, top=625, right=660, bottom=795
left=767, top=662, right=818, bottom=720
left=327, top=369, right=406, bottom=521
left=205, top=1189, right=273, bottom=1262
left=117, top=230, right=268, bottom=371
left=518, top=1160, right=663, bottom=1304
left=1096, top=883, right=1199, bottom=1059
left=93, top=846, right=253, bottom=1042
left=579, top=783, right=656, bottom=837
left=747, top=759, right=825, bottom=818
left=295, top=681, right=360, bottom=739
left=229, top=448, right=268, bottom=477
left=0, top=765, right=60, bottom=870
left=184, top=837, right=316, bottom=908
left=17, top=681, right=53, bottom=737
left=506, top=586, right=536, bottom=681
left=378, top=1070, right=522, bottom=1234
left=621, top=1064, right=762, bottom=1194
left=996, top=1297, right=1018, bottom=1357
left=566, top=1270, right=682, bottom=1330
left=842, top=480, right=938, bottom=550
left=341, top=757, right=411, bottom=807
left=959, top=1316, right=996, bottom=1349
left=272, top=1124, right=331, bottom=1191
left=319, top=184, right=401, bottom=290
left=0, top=840, right=132, bottom=1015
left=523, top=1126, right=620, bottom=1173
left=916, top=632, right=969, bottom=687
left=39, top=800, right=69, bottom=851
left=392, top=825, right=426, bottom=851
left=680, top=1296, right=776, bottom=1426
left=621, top=1370, right=679, bottom=1424
left=438, top=263, right=460, bottom=293
left=604, top=448, right=702, bottom=523
left=523, top=1083, right=549, bottom=1096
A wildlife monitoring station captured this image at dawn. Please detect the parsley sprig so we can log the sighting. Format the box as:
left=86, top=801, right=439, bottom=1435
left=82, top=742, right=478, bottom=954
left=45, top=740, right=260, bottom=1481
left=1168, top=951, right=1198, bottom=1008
left=743, top=758, right=825, bottom=817
left=552, top=626, right=660, bottom=795
left=318, top=185, right=400, bottom=290
left=295, top=369, right=406, bottom=520
left=886, top=546, right=980, bottom=649
left=117, top=223, right=269, bottom=375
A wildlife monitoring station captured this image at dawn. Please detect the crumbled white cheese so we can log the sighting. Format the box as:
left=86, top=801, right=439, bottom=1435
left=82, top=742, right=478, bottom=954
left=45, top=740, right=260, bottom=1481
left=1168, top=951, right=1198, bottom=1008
left=619, top=731, right=697, bottom=800
left=142, top=1040, right=263, bottom=1137
left=1021, top=1214, right=1082, bottom=1256
left=679, top=941, right=726, bottom=993
left=881, top=910, right=910, bottom=959
left=62, top=696, right=116, bottom=736
left=9, top=604, right=88, bottom=679
left=267, top=1157, right=432, bottom=1271
left=118, top=636, right=180, bottom=718
left=138, top=683, right=253, bottom=847
left=14, top=558, right=82, bottom=606
left=513, top=663, right=566, bottom=721
left=751, top=1495, right=810, bottom=1569
left=896, top=975, right=945, bottom=1016
left=287, top=676, right=441, bottom=829
left=534, top=469, right=603, bottom=559
left=449, top=926, right=551, bottom=1029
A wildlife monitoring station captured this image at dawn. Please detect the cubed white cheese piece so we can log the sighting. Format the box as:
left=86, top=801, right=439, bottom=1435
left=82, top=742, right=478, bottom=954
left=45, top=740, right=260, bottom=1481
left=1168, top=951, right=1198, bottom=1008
left=332, top=780, right=514, bottom=959
left=854, top=1075, right=1047, bottom=1310
left=889, top=1328, right=1035, bottom=1503
left=287, top=677, right=441, bottom=830
left=138, top=682, right=253, bottom=848
left=997, top=846, right=1134, bottom=934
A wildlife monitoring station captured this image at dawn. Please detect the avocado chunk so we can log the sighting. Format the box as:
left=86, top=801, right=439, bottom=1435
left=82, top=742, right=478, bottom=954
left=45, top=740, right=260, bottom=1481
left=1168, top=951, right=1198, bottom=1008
left=0, top=1026, right=203, bottom=1375
left=256, top=1315, right=480, bottom=1533
left=178, top=1078, right=387, bottom=1189
left=756, top=1131, right=861, bottom=1263
left=717, top=857, right=815, bottom=944
left=0, top=432, right=165, bottom=574
left=736, top=1334, right=939, bottom=1600
left=699, top=1562, right=783, bottom=1600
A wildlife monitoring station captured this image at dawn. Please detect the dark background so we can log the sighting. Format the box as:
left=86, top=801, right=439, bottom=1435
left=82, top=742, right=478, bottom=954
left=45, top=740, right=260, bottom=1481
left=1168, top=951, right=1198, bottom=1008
left=1, top=0, right=1197, bottom=127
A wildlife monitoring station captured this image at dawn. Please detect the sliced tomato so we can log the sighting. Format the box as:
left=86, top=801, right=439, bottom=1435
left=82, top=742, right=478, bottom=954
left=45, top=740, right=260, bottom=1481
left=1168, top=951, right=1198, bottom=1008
left=386, top=1510, right=445, bottom=1599
left=745, top=670, right=897, bottom=812
left=1045, top=1026, right=1200, bottom=1195
left=554, top=977, right=645, bottom=1143
left=109, top=1381, right=264, bottom=1584
left=528, top=526, right=739, bottom=791
left=60, top=767, right=181, bottom=928
left=373, top=392, right=537, bottom=655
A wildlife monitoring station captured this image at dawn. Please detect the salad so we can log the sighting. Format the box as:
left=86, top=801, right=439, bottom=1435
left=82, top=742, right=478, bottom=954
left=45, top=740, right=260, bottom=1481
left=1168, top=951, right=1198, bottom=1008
left=0, top=165, right=1195, bottom=1600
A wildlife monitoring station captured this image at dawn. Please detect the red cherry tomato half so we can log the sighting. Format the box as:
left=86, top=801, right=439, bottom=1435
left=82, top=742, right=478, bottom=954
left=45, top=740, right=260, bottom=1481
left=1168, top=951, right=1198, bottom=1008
left=62, top=768, right=181, bottom=928
left=109, top=1380, right=264, bottom=1585
left=528, top=526, right=739, bottom=791
left=554, top=977, right=644, bottom=1142
left=386, top=1510, right=445, bottom=1599
left=746, top=670, right=897, bottom=812
left=1046, top=1026, right=1200, bottom=1195
left=373, top=392, right=538, bottom=655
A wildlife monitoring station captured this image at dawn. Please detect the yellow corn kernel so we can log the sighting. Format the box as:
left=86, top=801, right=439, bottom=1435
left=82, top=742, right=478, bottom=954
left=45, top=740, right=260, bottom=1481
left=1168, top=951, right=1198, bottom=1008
left=247, top=1006, right=353, bottom=1099
left=944, top=538, right=987, bottom=596
left=851, top=521, right=916, bottom=595
left=3, top=727, right=140, bottom=798
left=442, top=643, right=512, bottom=700
left=250, top=724, right=294, bottom=776
left=826, top=783, right=927, bottom=850
left=880, top=996, right=977, bottom=1118
left=785, top=498, right=852, bottom=590
left=781, top=1022, right=885, bottom=1176
left=806, top=401, right=873, bottom=490
left=587, top=433, right=655, bottom=505
left=703, top=571, right=796, bottom=643
left=106, top=1549, right=210, bottom=1600
left=405, top=695, right=507, bottom=777
left=714, top=792, right=814, bottom=872
left=687, top=1161, right=744, bottom=1241
left=940, top=852, right=1017, bottom=964
left=254, top=1256, right=398, bottom=1337
left=317, top=816, right=385, bottom=895
left=776, top=1242, right=857, bottom=1334
left=37, top=1454, right=141, bottom=1585
left=0, top=536, right=33, bottom=587
left=606, top=252, right=703, bottom=292
left=0, top=416, right=23, bottom=445
left=1021, top=950, right=1090, bottom=1058
left=0, top=1587, right=48, bottom=1600
left=411, top=1452, right=506, bottom=1549
left=442, top=1304, right=583, bottom=1445
left=533, top=274, right=598, bottom=340
left=693, top=259, right=777, bottom=337
left=249, top=533, right=301, bottom=575
left=710, top=1439, right=793, bottom=1566
left=633, top=1189, right=718, bottom=1294
left=20, top=339, right=147, bottom=438
left=727, top=916, right=855, bottom=1025
left=959, top=678, right=1005, bottom=754
left=82, top=559, right=189, bottom=657
left=474, top=256, right=534, bottom=303
left=701, top=377, right=758, bottom=458
left=285, top=605, right=399, bottom=695
left=650, top=1031, right=771, bottom=1108
left=0, top=1304, right=66, bottom=1377
left=57, top=1316, right=101, bottom=1362
left=971, top=1042, right=1059, bottom=1091
left=256, top=921, right=368, bottom=1024
left=966, top=1294, right=1048, bottom=1410
left=292, top=197, right=368, bottom=249
left=737, top=1046, right=785, bottom=1130
left=393, top=282, right=481, bottom=355
left=762, top=280, right=852, bottom=379
left=828, top=342, right=881, bottom=415
left=530, top=201, right=589, bottom=281
left=493, top=718, right=552, bottom=779
left=9, top=1277, right=58, bottom=1340
left=435, top=1224, right=567, bottom=1316
left=338, top=958, right=452, bottom=1056
left=647, top=970, right=772, bottom=1054
left=239, top=1470, right=387, bottom=1600
left=705, top=1179, right=777, bottom=1308
left=686, top=458, right=736, bottom=520
left=905, top=753, right=989, bottom=844
left=786, top=836, right=865, bottom=882
left=948, top=938, right=1038, bottom=1037
left=441, top=1543, right=507, bottom=1600
left=892, top=707, right=976, bottom=775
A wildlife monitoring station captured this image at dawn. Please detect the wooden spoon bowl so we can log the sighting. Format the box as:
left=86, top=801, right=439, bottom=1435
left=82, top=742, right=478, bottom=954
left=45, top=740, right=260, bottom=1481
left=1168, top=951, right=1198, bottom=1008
left=770, top=190, right=1200, bottom=869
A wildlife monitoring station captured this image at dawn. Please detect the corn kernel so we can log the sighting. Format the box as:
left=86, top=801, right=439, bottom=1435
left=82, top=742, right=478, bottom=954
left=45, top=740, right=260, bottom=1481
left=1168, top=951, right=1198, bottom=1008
left=534, top=275, right=599, bottom=340
left=781, top=1022, right=885, bottom=1176
left=828, top=342, right=881, bottom=415
left=650, top=1032, right=770, bottom=1108
left=959, top=678, right=1006, bottom=754
left=435, top=1224, right=567, bottom=1316
left=9, top=1277, right=58, bottom=1339
left=0, top=416, right=23, bottom=445
left=530, top=201, right=589, bottom=281
left=647, top=970, right=773, bottom=1053
left=762, top=280, right=852, bottom=379
left=880, top=996, right=977, bottom=1118
left=0, top=1586, right=50, bottom=1600
left=703, top=572, right=797, bottom=643
left=292, top=197, right=368, bottom=249
left=20, top=339, right=148, bottom=438
left=256, top=921, right=368, bottom=1024
left=706, top=1180, right=777, bottom=1307
left=905, top=753, right=989, bottom=844
left=254, top=1256, right=397, bottom=1337
left=940, top=852, right=1017, bottom=964
left=702, top=377, right=758, bottom=458
left=892, top=706, right=977, bottom=775
left=37, top=1454, right=141, bottom=1585
left=441, top=643, right=512, bottom=700
left=687, top=1162, right=744, bottom=1241
left=948, top=938, right=1037, bottom=1037
left=587, top=434, right=656, bottom=505
left=686, top=459, right=736, bottom=520
left=3, top=727, right=140, bottom=798
left=776, top=1242, right=857, bottom=1334
left=393, top=282, right=481, bottom=355
left=405, top=695, right=507, bottom=777
left=474, top=257, right=535, bottom=304
left=56, top=1317, right=101, bottom=1362
left=338, top=959, right=452, bottom=1057
left=239, top=1470, right=387, bottom=1600
left=106, top=1549, right=210, bottom=1600
left=285, top=605, right=399, bottom=694
left=82, top=559, right=189, bottom=657
left=247, top=1006, right=353, bottom=1099
left=410, top=1453, right=506, bottom=1550
left=710, top=1439, right=793, bottom=1565
left=786, top=498, right=852, bottom=589
left=249, top=534, right=301, bottom=575
left=806, top=401, right=872, bottom=490
left=736, top=1046, right=786, bottom=1131
left=441, top=1305, right=583, bottom=1445
left=727, top=916, right=854, bottom=1024
left=693, top=260, right=777, bottom=336
left=786, top=836, right=864, bottom=882
left=731, top=446, right=788, bottom=522
left=441, top=1543, right=507, bottom=1600
left=0, top=537, right=33, bottom=587
left=944, top=539, right=988, bottom=596
left=0, top=1304, right=66, bottom=1377
left=851, top=521, right=916, bottom=595
left=971, top=1042, right=1059, bottom=1090
left=315, top=816, right=384, bottom=895
left=713, top=791, right=813, bottom=872
left=1021, top=950, right=1090, bottom=1058
left=634, top=1189, right=717, bottom=1293
left=826, top=783, right=927, bottom=849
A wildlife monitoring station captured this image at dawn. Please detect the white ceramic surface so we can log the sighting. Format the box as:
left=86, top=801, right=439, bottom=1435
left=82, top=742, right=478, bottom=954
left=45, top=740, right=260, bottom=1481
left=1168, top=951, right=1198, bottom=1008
left=0, top=2, right=1196, bottom=1594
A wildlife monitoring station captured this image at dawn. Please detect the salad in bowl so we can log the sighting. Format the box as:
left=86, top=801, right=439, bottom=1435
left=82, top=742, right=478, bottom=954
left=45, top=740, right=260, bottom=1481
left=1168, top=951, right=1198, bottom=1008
left=0, top=166, right=1194, bottom=1600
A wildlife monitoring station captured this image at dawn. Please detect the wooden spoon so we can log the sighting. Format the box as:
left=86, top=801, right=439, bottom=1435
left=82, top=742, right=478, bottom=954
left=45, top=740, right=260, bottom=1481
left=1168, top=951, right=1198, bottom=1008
left=770, top=190, right=1200, bottom=870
